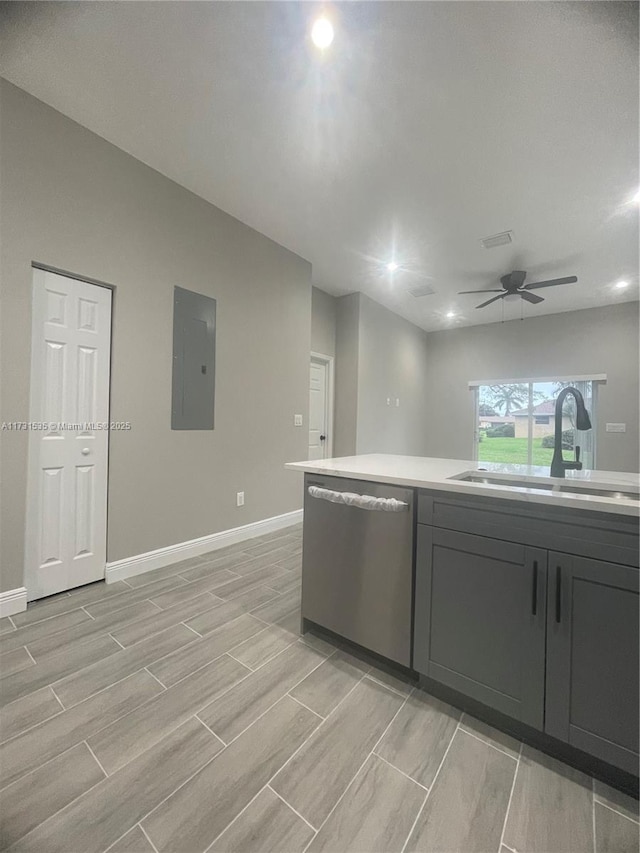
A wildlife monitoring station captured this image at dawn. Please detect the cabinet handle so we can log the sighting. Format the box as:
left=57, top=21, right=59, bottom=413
left=531, top=560, right=538, bottom=616
left=555, top=565, right=562, bottom=623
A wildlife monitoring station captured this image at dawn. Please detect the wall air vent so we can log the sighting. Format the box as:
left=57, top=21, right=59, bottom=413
left=408, top=284, right=436, bottom=298
left=480, top=231, right=513, bottom=249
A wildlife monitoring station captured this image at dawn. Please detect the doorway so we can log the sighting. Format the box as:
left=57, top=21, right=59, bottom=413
left=308, top=352, right=334, bottom=460
left=25, top=268, right=113, bottom=601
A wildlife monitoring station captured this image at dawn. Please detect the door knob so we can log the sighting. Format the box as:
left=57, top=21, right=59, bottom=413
left=320, top=435, right=326, bottom=441
left=81, top=448, right=91, bottom=456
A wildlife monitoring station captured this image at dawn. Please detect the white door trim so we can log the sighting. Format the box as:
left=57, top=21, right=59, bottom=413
left=310, top=351, right=334, bottom=459
left=24, top=267, right=113, bottom=601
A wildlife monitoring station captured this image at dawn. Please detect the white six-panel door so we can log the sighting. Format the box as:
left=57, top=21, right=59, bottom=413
left=25, top=269, right=112, bottom=600
left=308, top=355, right=332, bottom=460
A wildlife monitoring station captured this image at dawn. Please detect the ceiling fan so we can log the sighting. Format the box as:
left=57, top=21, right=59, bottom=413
left=458, top=270, right=578, bottom=309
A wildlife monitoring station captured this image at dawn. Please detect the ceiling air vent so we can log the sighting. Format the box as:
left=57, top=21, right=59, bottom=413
left=407, top=284, right=436, bottom=298
left=480, top=230, right=513, bottom=249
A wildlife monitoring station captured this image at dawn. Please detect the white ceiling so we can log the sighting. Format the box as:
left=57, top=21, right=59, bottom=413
left=0, top=1, right=638, bottom=331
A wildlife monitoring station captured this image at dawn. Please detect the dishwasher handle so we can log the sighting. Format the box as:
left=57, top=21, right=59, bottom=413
left=308, top=485, right=409, bottom=512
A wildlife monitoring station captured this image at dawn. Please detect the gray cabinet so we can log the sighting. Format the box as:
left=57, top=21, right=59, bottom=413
left=414, top=525, right=547, bottom=729
left=545, top=553, right=639, bottom=775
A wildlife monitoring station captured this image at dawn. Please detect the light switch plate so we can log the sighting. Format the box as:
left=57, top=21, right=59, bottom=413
left=294, top=414, right=303, bottom=427
left=606, top=423, right=626, bottom=433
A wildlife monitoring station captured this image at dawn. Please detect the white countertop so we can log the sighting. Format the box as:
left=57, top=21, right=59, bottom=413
left=286, top=454, right=640, bottom=517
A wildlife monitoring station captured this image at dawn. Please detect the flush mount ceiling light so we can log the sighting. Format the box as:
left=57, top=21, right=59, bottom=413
left=615, top=280, right=629, bottom=289
left=386, top=261, right=399, bottom=273
left=446, top=311, right=456, bottom=319
left=311, top=16, right=334, bottom=49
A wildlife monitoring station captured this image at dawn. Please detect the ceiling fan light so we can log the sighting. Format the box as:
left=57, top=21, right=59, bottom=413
left=504, top=293, right=521, bottom=302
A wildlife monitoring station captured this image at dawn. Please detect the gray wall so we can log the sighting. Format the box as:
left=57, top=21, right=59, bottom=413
left=0, top=80, right=311, bottom=593
left=334, top=293, right=360, bottom=457
left=311, top=287, right=336, bottom=357
left=424, top=303, right=640, bottom=473
left=356, top=294, right=430, bottom=456
left=333, top=292, right=431, bottom=458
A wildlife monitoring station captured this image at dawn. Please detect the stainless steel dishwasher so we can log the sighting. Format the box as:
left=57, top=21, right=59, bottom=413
left=301, top=474, right=414, bottom=667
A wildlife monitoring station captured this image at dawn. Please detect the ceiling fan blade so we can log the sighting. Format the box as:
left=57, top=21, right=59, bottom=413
left=476, top=293, right=507, bottom=309
left=524, top=276, right=578, bottom=290
left=510, top=270, right=527, bottom=288
left=458, top=289, right=503, bottom=295
left=520, top=290, right=544, bottom=304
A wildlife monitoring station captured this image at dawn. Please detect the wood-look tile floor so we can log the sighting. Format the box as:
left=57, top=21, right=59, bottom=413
left=1, top=524, right=638, bottom=852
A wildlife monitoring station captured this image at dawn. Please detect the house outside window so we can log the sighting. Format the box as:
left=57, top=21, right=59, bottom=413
left=472, top=378, right=600, bottom=469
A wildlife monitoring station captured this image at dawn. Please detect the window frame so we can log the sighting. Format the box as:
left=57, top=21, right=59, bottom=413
left=470, top=375, right=604, bottom=468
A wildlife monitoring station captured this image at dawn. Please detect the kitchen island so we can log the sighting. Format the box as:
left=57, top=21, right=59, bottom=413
left=286, top=454, right=639, bottom=790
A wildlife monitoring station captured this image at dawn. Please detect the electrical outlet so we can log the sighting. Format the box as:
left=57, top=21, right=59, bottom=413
left=294, top=414, right=303, bottom=427
left=386, top=397, right=391, bottom=406
left=395, top=398, right=400, bottom=407
left=236, top=491, right=245, bottom=507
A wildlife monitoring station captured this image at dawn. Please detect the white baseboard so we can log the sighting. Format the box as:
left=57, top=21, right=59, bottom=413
left=0, top=587, right=28, bottom=618
left=106, top=508, right=303, bottom=584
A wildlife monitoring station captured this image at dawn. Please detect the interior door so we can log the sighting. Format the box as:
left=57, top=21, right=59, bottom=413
left=25, top=269, right=113, bottom=600
left=308, top=358, right=328, bottom=460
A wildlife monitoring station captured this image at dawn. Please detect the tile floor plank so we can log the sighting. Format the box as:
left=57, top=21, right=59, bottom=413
left=0, top=647, right=34, bottom=677
left=148, top=614, right=264, bottom=687
left=83, top=575, right=190, bottom=619
left=271, top=676, right=405, bottom=828
left=182, top=600, right=246, bottom=638
left=405, top=729, right=517, bottom=853
left=264, top=573, right=301, bottom=594
left=0, top=608, right=92, bottom=654
left=208, top=787, right=314, bottom=853
left=198, top=641, right=328, bottom=743
left=225, top=585, right=281, bottom=612
left=308, top=754, right=425, bottom=853
left=459, top=712, right=521, bottom=758
left=375, top=690, right=461, bottom=788
left=0, top=742, right=105, bottom=848
left=0, top=617, right=16, bottom=636
left=0, top=670, right=162, bottom=790
left=149, top=569, right=239, bottom=609
left=142, top=696, right=320, bottom=853
left=0, top=633, right=121, bottom=707
left=229, top=624, right=297, bottom=670
left=595, top=802, right=639, bottom=853
left=289, top=649, right=368, bottom=718
left=52, top=623, right=196, bottom=707
left=213, top=565, right=291, bottom=601
left=89, top=654, right=250, bottom=773
left=249, top=588, right=301, bottom=625
left=593, top=779, right=640, bottom=823
left=502, top=744, right=593, bottom=853
left=10, top=718, right=223, bottom=853
left=107, top=826, right=156, bottom=853
left=26, top=600, right=160, bottom=658
left=110, top=593, right=223, bottom=647
left=0, top=687, right=63, bottom=743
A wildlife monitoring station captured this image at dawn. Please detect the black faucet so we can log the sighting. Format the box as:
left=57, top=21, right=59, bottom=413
left=550, top=387, right=592, bottom=478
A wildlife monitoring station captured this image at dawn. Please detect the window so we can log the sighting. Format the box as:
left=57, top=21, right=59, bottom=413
left=472, top=378, right=599, bottom=469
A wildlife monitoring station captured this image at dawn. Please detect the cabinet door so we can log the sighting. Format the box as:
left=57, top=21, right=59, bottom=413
left=414, top=526, right=547, bottom=729
left=546, top=553, right=639, bottom=775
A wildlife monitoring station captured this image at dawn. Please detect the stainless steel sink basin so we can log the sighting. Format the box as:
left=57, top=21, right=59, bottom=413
left=451, top=473, right=639, bottom=502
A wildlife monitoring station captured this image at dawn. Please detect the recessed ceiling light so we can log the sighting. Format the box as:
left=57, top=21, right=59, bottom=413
left=386, top=261, right=399, bottom=273
left=311, top=16, right=334, bottom=49
left=615, top=280, right=629, bottom=289
left=446, top=311, right=456, bottom=319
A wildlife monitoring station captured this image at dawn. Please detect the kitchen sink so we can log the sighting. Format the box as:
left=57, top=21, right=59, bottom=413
left=451, top=472, right=640, bottom=502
